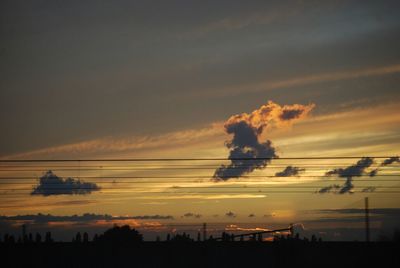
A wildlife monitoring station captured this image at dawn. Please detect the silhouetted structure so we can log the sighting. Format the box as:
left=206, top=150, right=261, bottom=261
left=170, top=232, right=193, bottom=242
left=365, top=196, right=370, bottom=242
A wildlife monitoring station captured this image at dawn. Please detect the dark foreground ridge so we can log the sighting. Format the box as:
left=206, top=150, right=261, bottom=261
left=2, top=241, right=399, bottom=268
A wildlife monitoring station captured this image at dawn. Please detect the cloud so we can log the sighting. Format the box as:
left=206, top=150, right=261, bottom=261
left=381, top=156, right=400, bottom=166
left=362, top=187, right=376, bottom=193
left=369, top=169, right=378, bottom=177
left=31, top=171, right=101, bottom=196
left=263, top=213, right=276, bottom=218
left=213, top=101, right=315, bottom=181
left=0, top=213, right=174, bottom=224
left=225, top=211, right=237, bottom=218
left=321, top=157, right=374, bottom=194
left=275, top=166, right=305, bottom=177
left=317, top=208, right=400, bottom=216
left=3, top=123, right=222, bottom=159
left=363, top=156, right=398, bottom=178
left=317, top=184, right=341, bottom=194
left=179, top=9, right=295, bottom=39
left=185, top=64, right=400, bottom=101
left=225, top=224, right=269, bottom=232
left=181, top=213, right=202, bottom=219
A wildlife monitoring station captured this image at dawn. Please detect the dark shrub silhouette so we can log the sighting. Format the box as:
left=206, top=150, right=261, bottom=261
left=97, top=225, right=143, bottom=244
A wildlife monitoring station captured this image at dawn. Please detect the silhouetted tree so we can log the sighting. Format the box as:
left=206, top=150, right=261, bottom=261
left=393, top=229, right=400, bottom=241
left=75, top=232, right=82, bottom=243
left=197, top=232, right=201, bottom=242
left=35, top=233, right=42, bottom=243
left=83, top=232, right=89, bottom=243
left=5, top=234, right=15, bottom=244
left=311, top=234, right=317, bottom=242
left=97, top=225, right=143, bottom=245
left=45, top=232, right=53, bottom=243
left=166, top=233, right=171, bottom=241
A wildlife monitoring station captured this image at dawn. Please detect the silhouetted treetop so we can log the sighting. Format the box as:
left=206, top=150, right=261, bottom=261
left=97, top=225, right=143, bottom=244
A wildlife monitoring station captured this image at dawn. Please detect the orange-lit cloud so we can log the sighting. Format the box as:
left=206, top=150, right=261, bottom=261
left=224, top=101, right=315, bottom=133
left=225, top=224, right=270, bottom=232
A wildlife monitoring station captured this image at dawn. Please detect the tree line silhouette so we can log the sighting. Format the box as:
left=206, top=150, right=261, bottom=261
left=1, top=224, right=329, bottom=244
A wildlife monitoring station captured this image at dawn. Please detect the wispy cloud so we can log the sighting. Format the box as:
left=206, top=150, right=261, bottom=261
left=180, top=9, right=295, bottom=39
left=0, top=213, right=174, bottom=223
left=275, top=166, right=305, bottom=177
left=181, top=212, right=202, bottom=219
left=189, top=64, right=400, bottom=99
left=2, top=123, right=223, bottom=159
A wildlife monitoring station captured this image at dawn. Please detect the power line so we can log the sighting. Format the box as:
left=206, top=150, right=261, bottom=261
left=0, top=175, right=399, bottom=179
left=0, top=167, right=400, bottom=173
left=0, top=156, right=396, bottom=162
left=1, top=191, right=400, bottom=195
left=3, top=186, right=400, bottom=190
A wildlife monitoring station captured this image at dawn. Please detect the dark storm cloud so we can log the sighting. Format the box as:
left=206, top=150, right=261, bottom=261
left=213, top=101, right=314, bottom=181
left=320, top=157, right=374, bottom=194
left=275, top=166, right=305, bottom=177
left=31, top=171, right=100, bottom=196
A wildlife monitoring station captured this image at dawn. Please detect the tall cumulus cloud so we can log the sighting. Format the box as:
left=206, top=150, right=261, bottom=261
left=213, top=101, right=315, bottom=181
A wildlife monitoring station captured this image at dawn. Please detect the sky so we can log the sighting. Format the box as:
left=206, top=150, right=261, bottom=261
left=0, top=0, right=400, bottom=241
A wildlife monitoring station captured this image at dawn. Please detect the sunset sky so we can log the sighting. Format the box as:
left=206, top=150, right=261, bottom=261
left=1, top=0, right=400, bottom=241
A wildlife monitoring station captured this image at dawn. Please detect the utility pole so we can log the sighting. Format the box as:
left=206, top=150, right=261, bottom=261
left=365, top=197, right=370, bottom=242
left=203, top=223, right=207, bottom=241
